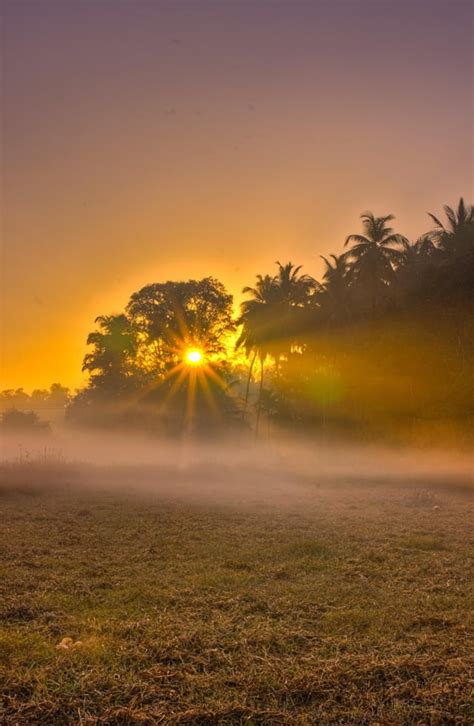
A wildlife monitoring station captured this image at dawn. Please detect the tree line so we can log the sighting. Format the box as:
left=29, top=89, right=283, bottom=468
left=0, top=385, right=70, bottom=434
left=3, top=198, right=473, bottom=440
left=235, top=198, right=473, bottom=436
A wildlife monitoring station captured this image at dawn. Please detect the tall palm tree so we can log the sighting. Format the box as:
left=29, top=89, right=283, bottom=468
left=237, top=274, right=278, bottom=429
left=241, top=273, right=280, bottom=306
left=239, top=262, right=317, bottom=434
left=427, top=198, right=474, bottom=259
left=395, top=235, right=438, bottom=300
left=319, top=254, right=351, bottom=321
left=275, top=261, right=317, bottom=306
left=344, top=212, right=408, bottom=313
left=399, top=235, right=436, bottom=265
left=240, top=272, right=284, bottom=361
left=235, top=316, right=259, bottom=423
left=273, top=261, right=318, bottom=361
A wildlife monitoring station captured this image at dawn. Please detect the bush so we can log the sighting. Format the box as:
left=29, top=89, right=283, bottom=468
left=1, top=409, right=51, bottom=434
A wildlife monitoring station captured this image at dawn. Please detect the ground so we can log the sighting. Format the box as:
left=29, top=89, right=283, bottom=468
left=0, top=456, right=472, bottom=724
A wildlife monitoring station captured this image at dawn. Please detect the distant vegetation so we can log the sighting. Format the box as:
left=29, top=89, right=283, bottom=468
left=0, top=409, right=51, bottom=435
left=0, top=384, right=70, bottom=413
left=0, top=385, right=69, bottom=434
left=4, top=199, right=473, bottom=443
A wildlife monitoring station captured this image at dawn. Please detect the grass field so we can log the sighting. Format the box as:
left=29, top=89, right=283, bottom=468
left=0, top=451, right=473, bottom=724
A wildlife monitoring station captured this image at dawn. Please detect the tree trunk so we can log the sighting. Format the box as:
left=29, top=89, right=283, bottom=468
left=255, top=356, right=264, bottom=439
left=242, top=350, right=257, bottom=423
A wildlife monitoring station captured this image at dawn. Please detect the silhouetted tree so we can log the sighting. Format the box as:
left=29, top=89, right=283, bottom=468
left=1, top=408, right=50, bottom=434
left=275, top=261, right=317, bottom=306
left=344, top=212, right=408, bottom=313
left=0, top=389, right=30, bottom=410
left=425, top=198, right=474, bottom=298
left=239, top=262, right=316, bottom=432
left=395, top=235, right=438, bottom=301
left=0, top=385, right=70, bottom=416
left=48, top=383, right=71, bottom=409
left=82, top=314, right=138, bottom=391
left=235, top=321, right=258, bottom=423
left=428, top=198, right=474, bottom=259
left=127, top=277, right=234, bottom=376
left=238, top=274, right=278, bottom=431
left=318, top=254, right=351, bottom=322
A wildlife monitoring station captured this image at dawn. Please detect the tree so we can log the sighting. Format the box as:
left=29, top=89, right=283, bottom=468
left=344, top=212, right=408, bottom=313
left=318, top=254, right=351, bottom=322
left=235, top=319, right=258, bottom=423
left=424, top=199, right=474, bottom=299
left=48, top=383, right=71, bottom=409
left=240, top=263, right=316, bottom=359
left=238, top=274, right=278, bottom=431
left=275, top=261, right=317, bottom=306
left=0, top=388, right=30, bottom=411
left=395, top=235, right=438, bottom=301
left=30, top=389, right=50, bottom=408
left=1, top=408, right=50, bottom=434
left=240, top=274, right=279, bottom=353
left=29, top=384, right=70, bottom=411
left=428, top=197, right=474, bottom=259
left=238, top=262, right=316, bottom=433
left=126, top=277, right=234, bottom=375
left=82, top=314, right=138, bottom=392
left=241, top=273, right=280, bottom=306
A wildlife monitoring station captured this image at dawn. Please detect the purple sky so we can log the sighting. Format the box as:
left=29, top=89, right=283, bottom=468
left=2, top=0, right=473, bottom=388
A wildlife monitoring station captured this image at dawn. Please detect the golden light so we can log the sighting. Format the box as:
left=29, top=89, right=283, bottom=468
left=185, top=349, right=204, bottom=366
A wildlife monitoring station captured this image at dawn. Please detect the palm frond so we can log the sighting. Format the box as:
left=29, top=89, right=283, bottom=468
left=427, top=212, right=444, bottom=229
left=345, top=234, right=370, bottom=247
left=382, top=234, right=410, bottom=247
left=443, top=205, right=457, bottom=231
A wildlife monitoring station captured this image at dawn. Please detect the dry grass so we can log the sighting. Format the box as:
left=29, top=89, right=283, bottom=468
left=0, top=459, right=473, bottom=724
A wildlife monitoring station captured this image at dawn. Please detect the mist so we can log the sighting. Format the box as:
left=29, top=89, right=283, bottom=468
left=2, top=428, right=472, bottom=512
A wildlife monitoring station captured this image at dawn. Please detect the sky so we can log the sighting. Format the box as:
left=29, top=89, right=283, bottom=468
left=1, top=0, right=473, bottom=390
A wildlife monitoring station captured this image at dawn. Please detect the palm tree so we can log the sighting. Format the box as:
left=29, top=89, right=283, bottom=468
left=399, top=235, right=436, bottom=265
left=241, top=273, right=280, bottom=306
left=425, top=198, right=474, bottom=297
left=275, top=261, right=317, bottom=306
left=235, top=317, right=258, bottom=423
left=240, top=272, right=283, bottom=360
left=395, top=235, right=438, bottom=301
left=274, top=261, right=319, bottom=361
left=427, top=198, right=474, bottom=259
left=319, top=254, right=351, bottom=321
left=237, top=274, right=278, bottom=431
left=344, top=212, right=408, bottom=313
left=238, top=262, right=316, bottom=434
left=82, top=314, right=137, bottom=391
left=254, top=350, right=265, bottom=438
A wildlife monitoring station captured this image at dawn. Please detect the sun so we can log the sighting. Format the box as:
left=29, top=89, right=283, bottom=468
left=185, top=348, right=204, bottom=366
